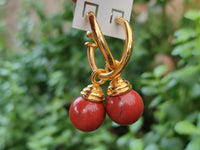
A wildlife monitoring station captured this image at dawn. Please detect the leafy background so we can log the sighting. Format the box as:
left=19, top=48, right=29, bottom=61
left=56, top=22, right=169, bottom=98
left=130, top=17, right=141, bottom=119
left=0, top=0, right=200, bottom=149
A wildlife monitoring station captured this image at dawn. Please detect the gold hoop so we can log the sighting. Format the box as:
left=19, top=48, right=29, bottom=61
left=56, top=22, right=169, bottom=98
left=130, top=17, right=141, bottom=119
left=91, top=69, right=107, bottom=85
left=85, top=11, right=134, bottom=81
left=87, top=11, right=116, bottom=70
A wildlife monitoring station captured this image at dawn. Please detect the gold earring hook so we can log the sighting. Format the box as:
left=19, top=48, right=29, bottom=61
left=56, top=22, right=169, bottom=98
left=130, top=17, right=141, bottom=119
left=85, top=11, right=134, bottom=81
left=86, top=11, right=117, bottom=71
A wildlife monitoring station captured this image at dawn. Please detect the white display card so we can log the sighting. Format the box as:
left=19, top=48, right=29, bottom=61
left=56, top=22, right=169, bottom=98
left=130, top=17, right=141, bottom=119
left=72, top=0, right=134, bottom=39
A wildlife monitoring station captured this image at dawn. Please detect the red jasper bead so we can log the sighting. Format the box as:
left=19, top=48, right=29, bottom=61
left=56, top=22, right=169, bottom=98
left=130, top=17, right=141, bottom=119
left=106, top=89, right=144, bottom=125
left=69, top=96, right=105, bottom=132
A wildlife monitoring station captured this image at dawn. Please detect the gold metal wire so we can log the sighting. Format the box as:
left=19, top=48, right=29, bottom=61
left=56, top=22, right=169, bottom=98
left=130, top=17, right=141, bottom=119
left=87, top=11, right=117, bottom=71
left=90, top=69, right=106, bottom=85
left=85, top=11, right=134, bottom=81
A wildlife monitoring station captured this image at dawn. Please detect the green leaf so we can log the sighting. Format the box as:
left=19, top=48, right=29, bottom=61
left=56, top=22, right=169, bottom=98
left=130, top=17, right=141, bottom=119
left=164, top=79, right=177, bottom=90
left=185, top=10, right=200, bottom=21
left=186, top=138, right=200, bottom=150
left=144, top=144, right=159, bottom=150
left=191, top=84, right=200, bottom=98
left=172, top=66, right=199, bottom=81
left=141, top=72, right=154, bottom=79
left=149, top=96, right=162, bottom=108
left=193, top=48, right=200, bottom=56
left=141, top=86, right=158, bottom=96
left=173, top=28, right=196, bottom=44
left=160, top=137, right=184, bottom=150
left=141, top=78, right=156, bottom=86
left=117, top=134, right=131, bottom=147
left=197, top=113, right=200, bottom=130
left=129, top=118, right=143, bottom=132
left=93, top=146, right=107, bottom=150
left=129, top=139, right=144, bottom=150
left=153, top=65, right=168, bottom=77
left=0, top=0, right=5, bottom=5
left=174, top=120, right=200, bottom=135
left=172, top=41, right=196, bottom=58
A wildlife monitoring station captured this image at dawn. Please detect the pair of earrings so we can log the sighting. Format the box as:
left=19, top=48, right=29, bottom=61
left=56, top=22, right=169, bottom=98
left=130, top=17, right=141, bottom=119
left=69, top=12, right=144, bottom=132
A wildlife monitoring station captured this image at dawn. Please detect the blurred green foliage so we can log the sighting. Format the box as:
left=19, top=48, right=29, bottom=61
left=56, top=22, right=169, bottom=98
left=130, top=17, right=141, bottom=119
left=0, top=0, right=200, bottom=150
left=0, top=0, right=8, bottom=58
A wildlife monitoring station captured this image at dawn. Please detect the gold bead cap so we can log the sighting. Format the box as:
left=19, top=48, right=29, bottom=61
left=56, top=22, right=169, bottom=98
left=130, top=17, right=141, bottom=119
left=107, top=77, right=132, bottom=96
left=80, top=84, right=105, bottom=102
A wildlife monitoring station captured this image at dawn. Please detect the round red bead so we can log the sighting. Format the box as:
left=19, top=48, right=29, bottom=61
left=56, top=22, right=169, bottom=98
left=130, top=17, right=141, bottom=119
left=69, top=96, right=105, bottom=132
left=106, top=89, right=144, bottom=125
